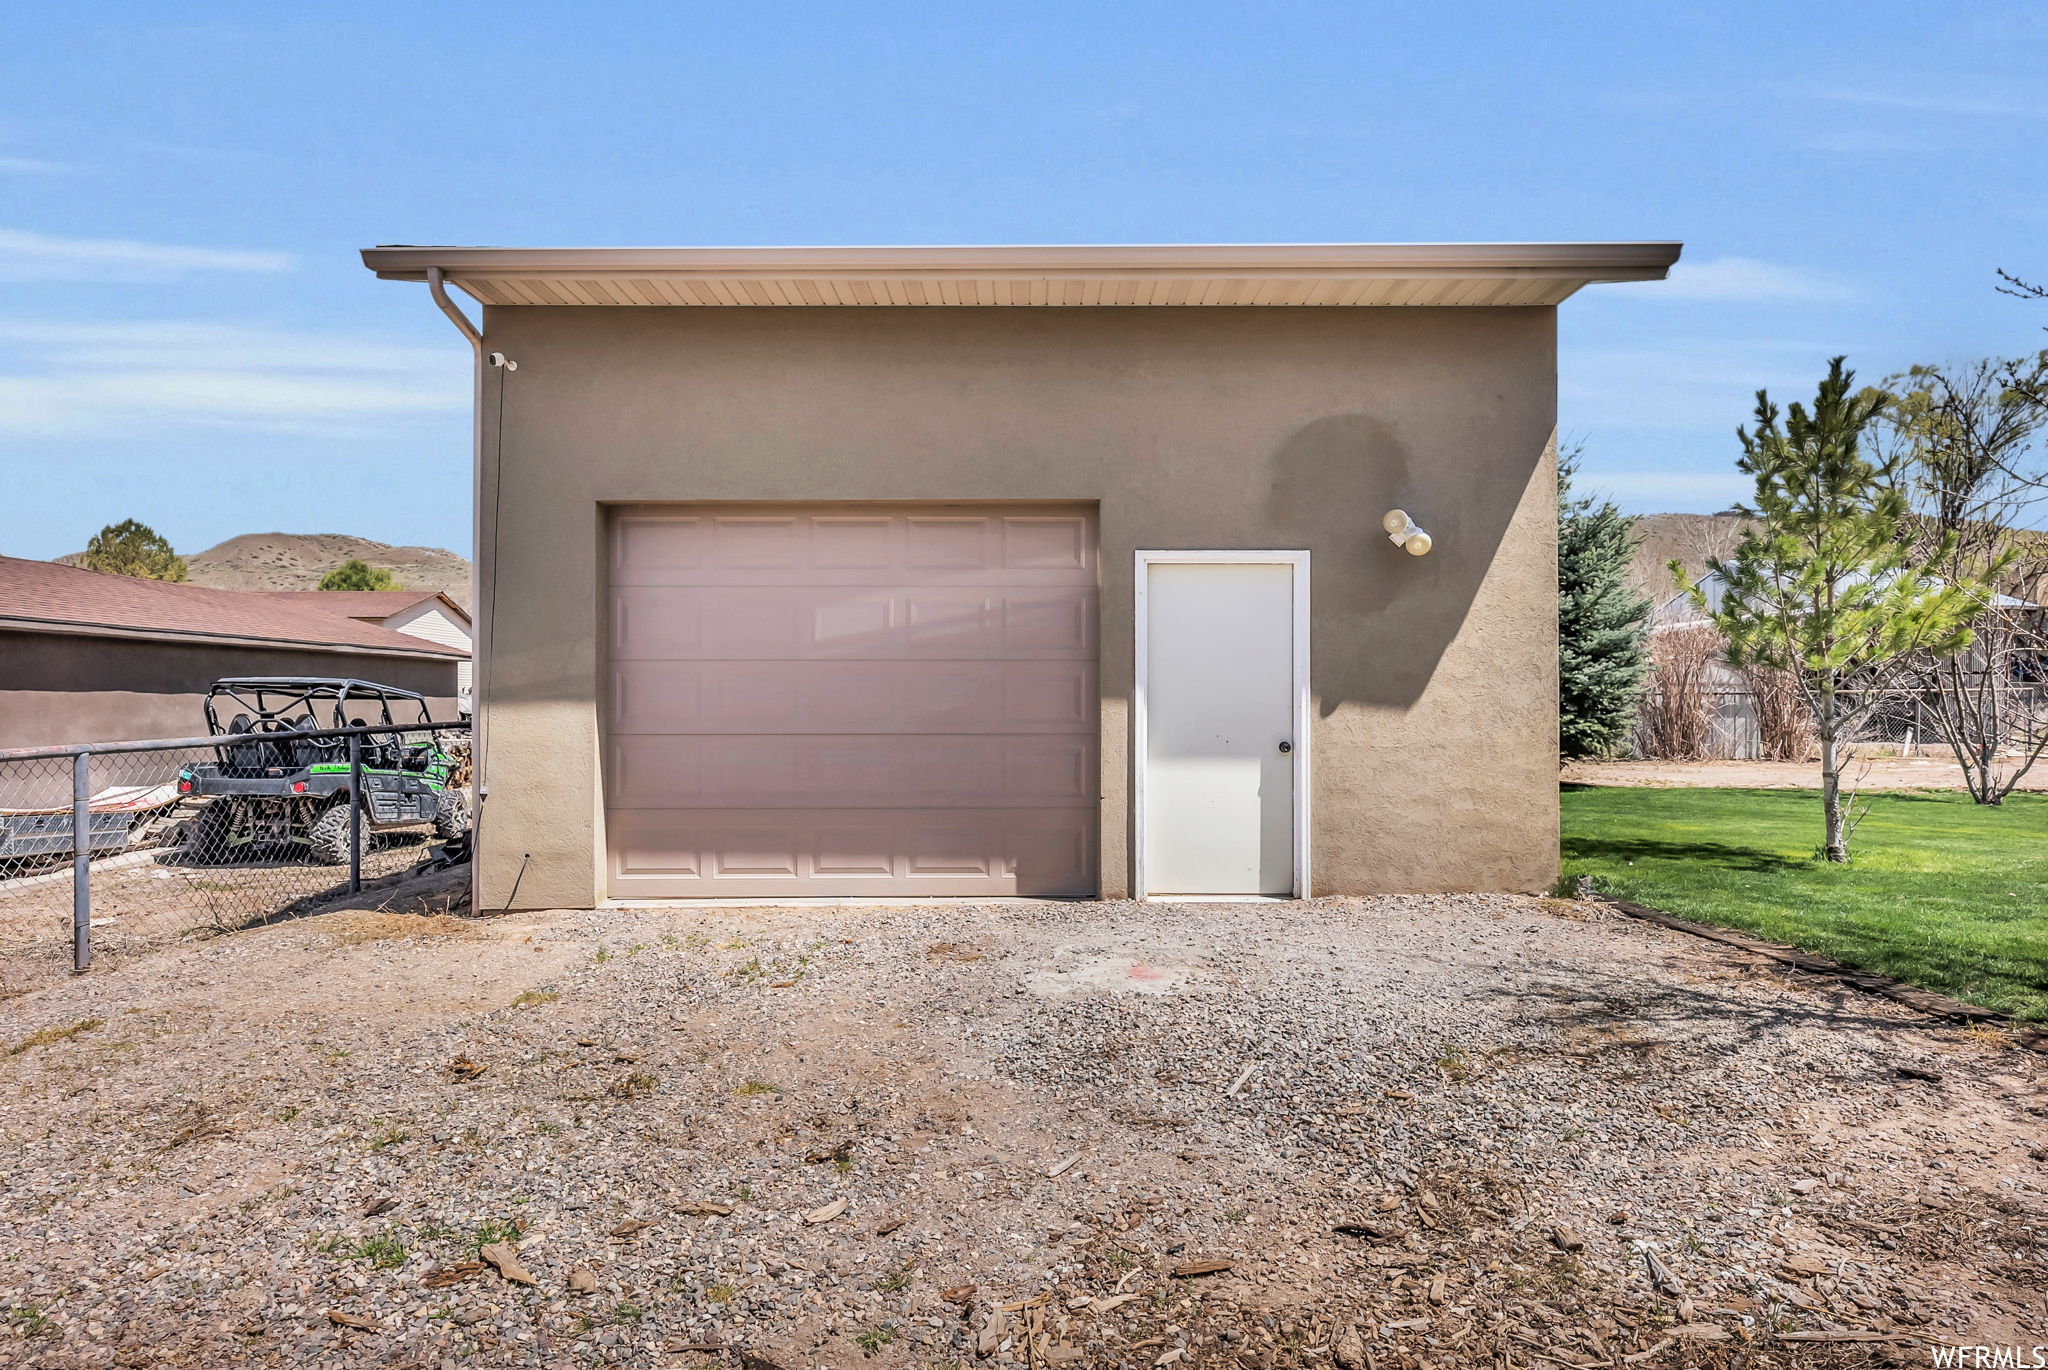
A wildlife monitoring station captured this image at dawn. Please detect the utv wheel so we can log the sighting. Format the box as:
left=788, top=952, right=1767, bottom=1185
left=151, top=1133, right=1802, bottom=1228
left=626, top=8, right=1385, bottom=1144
left=308, top=803, right=366, bottom=866
left=183, top=801, right=236, bottom=865
left=433, top=789, right=471, bottom=840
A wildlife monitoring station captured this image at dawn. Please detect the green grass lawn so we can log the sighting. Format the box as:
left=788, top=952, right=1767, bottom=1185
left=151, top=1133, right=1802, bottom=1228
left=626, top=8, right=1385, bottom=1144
left=1560, top=785, right=2048, bottom=1021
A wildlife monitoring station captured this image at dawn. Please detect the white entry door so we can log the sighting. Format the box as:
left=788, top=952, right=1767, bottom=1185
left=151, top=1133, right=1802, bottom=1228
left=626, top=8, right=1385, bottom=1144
left=1137, top=553, right=1307, bottom=897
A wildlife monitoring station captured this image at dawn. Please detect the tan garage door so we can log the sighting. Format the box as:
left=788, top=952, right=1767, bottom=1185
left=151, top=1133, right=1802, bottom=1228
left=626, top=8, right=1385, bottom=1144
left=605, top=503, right=1098, bottom=899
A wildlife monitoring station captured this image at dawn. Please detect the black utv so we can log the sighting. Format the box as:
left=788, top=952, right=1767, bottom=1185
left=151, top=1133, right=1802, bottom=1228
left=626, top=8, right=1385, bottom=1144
left=176, top=678, right=469, bottom=865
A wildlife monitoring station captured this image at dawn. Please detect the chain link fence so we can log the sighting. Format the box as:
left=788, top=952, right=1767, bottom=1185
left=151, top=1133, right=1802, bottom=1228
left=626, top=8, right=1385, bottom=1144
left=0, top=723, right=470, bottom=996
left=1631, top=685, right=2048, bottom=761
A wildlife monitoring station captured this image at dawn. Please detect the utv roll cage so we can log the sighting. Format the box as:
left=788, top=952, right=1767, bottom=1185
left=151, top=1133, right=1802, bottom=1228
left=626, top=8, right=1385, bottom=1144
left=201, top=678, right=442, bottom=778
left=202, top=678, right=436, bottom=737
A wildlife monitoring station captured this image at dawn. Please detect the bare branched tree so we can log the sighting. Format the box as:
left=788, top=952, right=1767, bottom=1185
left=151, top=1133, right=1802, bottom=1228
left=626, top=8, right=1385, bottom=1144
left=1737, top=660, right=1817, bottom=761
left=1638, top=624, right=1722, bottom=760
left=1884, top=355, right=2048, bottom=803
left=1996, top=270, right=2047, bottom=410
left=1995, top=268, right=2045, bottom=305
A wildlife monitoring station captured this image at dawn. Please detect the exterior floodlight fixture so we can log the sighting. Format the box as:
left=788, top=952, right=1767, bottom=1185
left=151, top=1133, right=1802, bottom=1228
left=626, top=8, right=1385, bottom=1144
left=1382, top=509, right=1433, bottom=556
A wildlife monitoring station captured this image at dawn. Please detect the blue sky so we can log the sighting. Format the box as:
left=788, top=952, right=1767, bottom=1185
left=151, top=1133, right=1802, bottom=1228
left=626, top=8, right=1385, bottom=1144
left=3, top=2, right=2045, bottom=561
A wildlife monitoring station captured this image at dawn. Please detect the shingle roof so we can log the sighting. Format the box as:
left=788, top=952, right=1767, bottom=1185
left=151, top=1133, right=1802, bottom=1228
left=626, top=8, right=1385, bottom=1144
left=0, top=556, right=467, bottom=657
left=257, top=589, right=470, bottom=625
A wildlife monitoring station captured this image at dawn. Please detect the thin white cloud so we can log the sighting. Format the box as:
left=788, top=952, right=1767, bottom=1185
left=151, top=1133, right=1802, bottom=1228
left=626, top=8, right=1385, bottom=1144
left=1561, top=338, right=1856, bottom=431
left=1805, top=83, right=2046, bottom=119
left=0, top=319, right=452, bottom=372
left=0, top=156, right=75, bottom=175
left=1638, top=256, right=1855, bottom=304
left=1588, top=470, right=1752, bottom=507
left=0, top=228, right=294, bottom=282
left=0, top=317, right=464, bottom=436
left=1793, top=127, right=1950, bottom=156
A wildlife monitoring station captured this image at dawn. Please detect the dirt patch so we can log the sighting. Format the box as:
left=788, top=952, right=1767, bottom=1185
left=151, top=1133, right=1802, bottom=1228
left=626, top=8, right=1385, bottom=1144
left=0, top=896, right=2040, bottom=1369
left=322, top=910, right=481, bottom=946
left=1562, top=756, right=2048, bottom=791
left=0, top=828, right=446, bottom=999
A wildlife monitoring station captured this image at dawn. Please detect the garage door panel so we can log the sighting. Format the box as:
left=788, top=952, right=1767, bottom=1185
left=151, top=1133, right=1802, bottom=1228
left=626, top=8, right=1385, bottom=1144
left=907, top=824, right=992, bottom=876
left=612, top=660, right=1095, bottom=734
left=612, top=663, right=704, bottom=732
left=610, top=733, right=1095, bottom=809
left=612, top=514, right=709, bottom=574
left=903, top=590, right=992, bottom=653
left=711, top=589, right=812, bottom=655
left=1003, top=736, right=1093, bottom=800
left=809, top=516, right=896, bottom=570
left=1001, top=592, right=1095, bottom=654
left=612, top=508, right=1095, bottom=588
left=1001, top=515, right=1092, bottom=571
left=620, top=567, right=1095, bottom=589
left=708, top=829, right=801, bottom=877
left=616, top=586, right=1094, bottom=660
left=607, top=821, right=701, bottom=878
left=906, top=516, right=996, bottom=569
left=611, top=589, right=702, bottom=658
left=1005, top=819, right=1093, bottom=887
left=814, top=826, right=897, bottom=877
left=711, top=515, right=805, bottom=569
left=608, top=807, right=1097, bottom=897
left=1004, top=661, right=1095, bottom=727
left=605, top=502, right=1098, bottom=899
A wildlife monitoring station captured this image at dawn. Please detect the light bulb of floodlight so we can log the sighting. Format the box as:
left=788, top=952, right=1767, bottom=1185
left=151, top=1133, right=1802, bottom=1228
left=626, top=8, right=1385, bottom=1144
left=1403, top=530, right=1433, bottom=557
left=1382, top=509, right=1410, bottom=535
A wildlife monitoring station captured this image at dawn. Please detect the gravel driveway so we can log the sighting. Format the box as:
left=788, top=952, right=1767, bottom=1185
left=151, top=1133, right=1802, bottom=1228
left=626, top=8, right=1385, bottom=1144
left=1, top=891, right=2043, bottom=1369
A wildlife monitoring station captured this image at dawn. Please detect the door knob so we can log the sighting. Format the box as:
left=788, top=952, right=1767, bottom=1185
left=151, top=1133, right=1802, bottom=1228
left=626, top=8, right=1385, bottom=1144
left=1277, top=740, right=1293, bottom=754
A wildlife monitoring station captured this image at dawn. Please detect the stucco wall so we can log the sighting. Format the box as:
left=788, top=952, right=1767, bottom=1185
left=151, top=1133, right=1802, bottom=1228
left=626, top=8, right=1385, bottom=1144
left=477, top=305, right=1560, bottom=908
left=0, top=631, right=462, bottom=750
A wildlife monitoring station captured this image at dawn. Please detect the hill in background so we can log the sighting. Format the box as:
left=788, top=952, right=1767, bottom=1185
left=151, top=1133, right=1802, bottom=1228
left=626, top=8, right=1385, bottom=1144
left=61, top=533, right=472, bottom=608
left=1627, top=512, right=1751, bottom=606
left=188, top=534, right=472, bottom=607
left=55, top=516, right=1747, bottom=617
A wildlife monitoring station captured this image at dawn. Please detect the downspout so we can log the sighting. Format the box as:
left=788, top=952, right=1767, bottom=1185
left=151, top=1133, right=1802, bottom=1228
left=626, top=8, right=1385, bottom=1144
left=426, top=264, right=482, bottom=351
left=424, top=266, right=508, bottom=910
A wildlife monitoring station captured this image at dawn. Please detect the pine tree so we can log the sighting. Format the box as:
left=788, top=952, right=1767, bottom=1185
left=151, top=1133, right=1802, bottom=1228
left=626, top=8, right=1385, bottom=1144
left=79, top=519, right=188, bottom=582
left=1677, top=357, right=1991, bottom=862
left=1558, top=451, right=1652, bottom=759
left=318, top=559, right=401, bottom=591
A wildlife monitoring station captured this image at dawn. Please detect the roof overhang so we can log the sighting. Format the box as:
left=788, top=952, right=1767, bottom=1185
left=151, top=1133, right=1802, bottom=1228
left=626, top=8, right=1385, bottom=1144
left=0, top=616, right=468, bottom=660
left=360, top=241, right=1681, bottom=309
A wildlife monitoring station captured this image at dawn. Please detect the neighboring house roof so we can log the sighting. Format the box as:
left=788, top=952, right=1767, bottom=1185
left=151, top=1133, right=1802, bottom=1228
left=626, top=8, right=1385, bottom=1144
left=362, top=241, right=1682, bottom=309
left=1652, top=576, right=1726, bottom=631
left=0, top=556, right=467, bottom=658
left=257, top=589, right=472, bottom=626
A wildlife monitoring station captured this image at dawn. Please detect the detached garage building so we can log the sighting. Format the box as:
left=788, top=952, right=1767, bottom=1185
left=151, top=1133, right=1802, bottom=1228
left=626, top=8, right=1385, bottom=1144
left=363, top=242, right=1678, bottom=909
